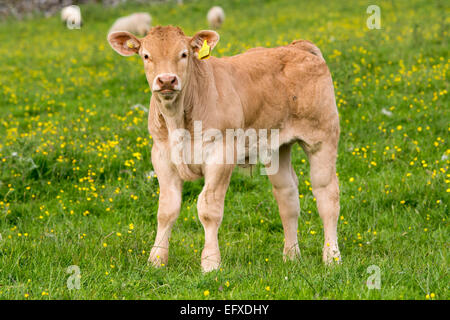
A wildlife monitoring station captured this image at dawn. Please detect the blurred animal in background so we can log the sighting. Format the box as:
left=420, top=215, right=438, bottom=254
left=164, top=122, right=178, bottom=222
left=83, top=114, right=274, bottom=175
left=207, top=6, right=225, bottom=29
left=61, top=5, right=82, bottom=29
left=109, top=12, right=152, bottom=37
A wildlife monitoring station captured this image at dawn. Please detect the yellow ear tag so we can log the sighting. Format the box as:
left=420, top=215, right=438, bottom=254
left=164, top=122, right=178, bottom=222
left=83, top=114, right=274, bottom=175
left=198, top=40, right=211, bottom=60
left=126, top=40, right=135, bottom=49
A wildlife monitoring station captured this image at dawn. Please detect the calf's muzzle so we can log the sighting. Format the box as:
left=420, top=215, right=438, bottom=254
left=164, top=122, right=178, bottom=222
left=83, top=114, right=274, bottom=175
left=153, top=73, right=180, bottom=93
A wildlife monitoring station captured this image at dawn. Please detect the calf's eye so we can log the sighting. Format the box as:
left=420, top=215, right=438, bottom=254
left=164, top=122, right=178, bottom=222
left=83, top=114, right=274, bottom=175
left=144, top=54, right=149, bottom=60
left=181, top=52, right=187, bottom=58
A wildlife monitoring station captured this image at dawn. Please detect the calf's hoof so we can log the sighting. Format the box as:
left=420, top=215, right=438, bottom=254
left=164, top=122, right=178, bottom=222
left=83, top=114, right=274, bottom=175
left=201, top=249, right=221, bottom=272
left=283, top=244, right=301, bottom=262
left=148, top=246, right=169, bottom=267
left=322, top=245, right=341, bottom=265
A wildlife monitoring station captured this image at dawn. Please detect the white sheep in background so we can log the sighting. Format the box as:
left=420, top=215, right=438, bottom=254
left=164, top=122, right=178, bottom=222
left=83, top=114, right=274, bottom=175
left=61, top=5, right=82, bottom=29
left=207, top=6, right=225, bottom=29
left=108, top=13, right=152, bottom=37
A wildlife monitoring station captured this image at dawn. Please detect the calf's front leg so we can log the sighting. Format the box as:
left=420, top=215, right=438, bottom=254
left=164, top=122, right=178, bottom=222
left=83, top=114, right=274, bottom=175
left=148, top=145, right=183, bottom=267
left=197, top=164, right=234, bottom=272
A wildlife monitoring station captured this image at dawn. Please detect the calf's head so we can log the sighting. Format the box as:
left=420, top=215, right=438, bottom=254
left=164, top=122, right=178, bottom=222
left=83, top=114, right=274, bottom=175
left=108, top=26, right=219, bottom=106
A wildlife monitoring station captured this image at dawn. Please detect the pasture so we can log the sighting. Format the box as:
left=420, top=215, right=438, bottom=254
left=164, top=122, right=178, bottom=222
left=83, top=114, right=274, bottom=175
left=0, top=0, right=448, bottom=299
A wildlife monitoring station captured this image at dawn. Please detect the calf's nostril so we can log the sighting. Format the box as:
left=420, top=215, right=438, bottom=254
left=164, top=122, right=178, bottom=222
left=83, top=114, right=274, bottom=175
left=155, top=74, right=178, bottom=90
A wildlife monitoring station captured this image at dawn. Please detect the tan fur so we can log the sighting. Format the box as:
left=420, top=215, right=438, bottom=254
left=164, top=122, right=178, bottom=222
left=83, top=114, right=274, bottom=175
left=108, top=26, right=341, bottom=272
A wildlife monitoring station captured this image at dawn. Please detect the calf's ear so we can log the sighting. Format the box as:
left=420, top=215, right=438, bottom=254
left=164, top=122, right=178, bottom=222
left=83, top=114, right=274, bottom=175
left=107, top=31, right=141, bottom=56
left=190, top=30, right=220, bottom=54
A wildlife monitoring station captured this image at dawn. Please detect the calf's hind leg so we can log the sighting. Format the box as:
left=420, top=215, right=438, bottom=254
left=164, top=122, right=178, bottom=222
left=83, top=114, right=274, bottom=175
left=305, top=141, right=341, bottom=263
left=267, top=144, right=301, bottom=260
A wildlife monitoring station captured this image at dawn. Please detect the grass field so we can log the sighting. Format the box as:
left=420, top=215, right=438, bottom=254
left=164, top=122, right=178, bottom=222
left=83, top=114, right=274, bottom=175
left=0, top=0, right=448, bottom=300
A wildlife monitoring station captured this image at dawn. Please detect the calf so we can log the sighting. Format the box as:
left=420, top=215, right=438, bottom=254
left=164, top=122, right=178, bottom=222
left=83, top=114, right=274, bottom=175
left=108, top=26, right=341, bottom=272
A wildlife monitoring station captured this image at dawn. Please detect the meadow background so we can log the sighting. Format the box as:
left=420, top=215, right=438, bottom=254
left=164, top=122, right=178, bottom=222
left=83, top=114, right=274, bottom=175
left=0, top=0, right=448, bottom=300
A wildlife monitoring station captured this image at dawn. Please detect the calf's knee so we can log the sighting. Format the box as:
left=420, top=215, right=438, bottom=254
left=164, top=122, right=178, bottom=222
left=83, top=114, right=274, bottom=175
left=157, top=209, right=179, bottom=225
left=197, top=190, right=223, bottom=226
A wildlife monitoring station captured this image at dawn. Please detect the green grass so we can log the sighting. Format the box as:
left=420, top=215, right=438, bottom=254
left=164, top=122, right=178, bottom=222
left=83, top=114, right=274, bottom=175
left=0, top=0, right=448, bottom=300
